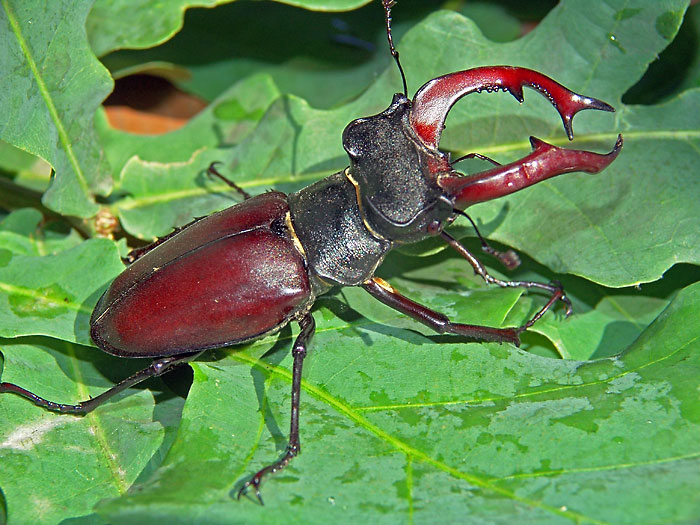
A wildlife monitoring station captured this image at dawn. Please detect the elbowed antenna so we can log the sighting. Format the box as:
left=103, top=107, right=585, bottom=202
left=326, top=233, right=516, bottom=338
left=383, top=0, right=408, bottom=96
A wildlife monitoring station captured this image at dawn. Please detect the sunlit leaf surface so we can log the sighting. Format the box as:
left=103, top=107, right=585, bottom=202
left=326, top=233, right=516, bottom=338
left=1, top=0, right=698, bottom=523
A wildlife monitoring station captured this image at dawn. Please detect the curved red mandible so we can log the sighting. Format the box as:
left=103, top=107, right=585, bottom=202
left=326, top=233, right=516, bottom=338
left=410, top=66, right=614, bottom=149
left=439, top=135, right=623, bottom=207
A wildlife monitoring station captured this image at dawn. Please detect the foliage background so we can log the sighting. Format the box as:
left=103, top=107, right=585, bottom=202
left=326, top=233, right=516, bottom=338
left=0, top=0, right=699, bottom=523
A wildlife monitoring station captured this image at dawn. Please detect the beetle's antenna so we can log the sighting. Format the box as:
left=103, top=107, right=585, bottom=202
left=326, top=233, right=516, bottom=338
left=383, top=0, right=408, bottom=96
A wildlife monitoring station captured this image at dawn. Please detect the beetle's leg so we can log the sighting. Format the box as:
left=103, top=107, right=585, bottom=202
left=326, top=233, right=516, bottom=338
left=363, top=277, right=521, bottom=346
left=453, top=208, right=520, bottom=270
left=124, top=219, right=203, bottom=263
left=126, top=163, right=250, bottom=264
left=0, top=352, right=202, bottom=414
left=452, top=152, right=501, bottom=166
left=441, top=230, right=572, bottom=327
left=207, top=162, right=252, bottom=200
left=238, top=313, right=315, bottom=504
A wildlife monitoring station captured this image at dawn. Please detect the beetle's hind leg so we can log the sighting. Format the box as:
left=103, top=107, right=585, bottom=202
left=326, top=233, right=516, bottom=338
left=440, top=230, right=572, bottom=330
left=238, top=313, right=316, bottom=505
left=0, top=352, right=202, bottom=414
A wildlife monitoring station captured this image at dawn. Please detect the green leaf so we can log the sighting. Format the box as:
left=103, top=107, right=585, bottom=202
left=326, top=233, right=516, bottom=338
left=1, top=240, right=696, bottom=523
left=0, top=337, right=183, bottom=525
left=0, top=0, right=113, bottom=217
left=88, top=0, right=372, bottom=58
left=97, top=73, right=281, bottom=187
left=0, top=140, right=40, bottom=174
left=93, top=280, right=700, bottom=524
left=676, top=4, right=700, bottom=92
left=0, top=238, right=123, bottom=345
left=88, top=0, right=230, bottom=57
left=0, top=208, right=84, bottom=256
left=1, top=0, right=699, bottom=522
left=116, top=148, right=240, bottom=239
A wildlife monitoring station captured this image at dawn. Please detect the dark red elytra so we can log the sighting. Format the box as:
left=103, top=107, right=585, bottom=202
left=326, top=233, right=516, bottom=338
left=91, top=192, right=311, bottom=357
left=0, top=0, right=622, bottom=504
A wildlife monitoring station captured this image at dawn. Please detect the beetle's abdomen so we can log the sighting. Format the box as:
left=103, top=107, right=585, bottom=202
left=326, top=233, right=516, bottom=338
left=91, top=193, right=311, bottom=357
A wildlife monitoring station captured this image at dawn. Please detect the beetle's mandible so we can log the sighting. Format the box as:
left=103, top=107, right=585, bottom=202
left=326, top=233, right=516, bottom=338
left=0, top=0, right=622, bottom=503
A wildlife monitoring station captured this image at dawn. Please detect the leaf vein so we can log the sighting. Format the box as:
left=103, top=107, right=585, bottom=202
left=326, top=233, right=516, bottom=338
left=0, top=0, right=91, bottom=196
left=231, top=351, right=605, bottom=523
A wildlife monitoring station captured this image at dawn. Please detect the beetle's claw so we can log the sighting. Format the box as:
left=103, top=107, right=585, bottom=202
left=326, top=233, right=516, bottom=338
left=550, top=280, right=573, bottom=317
left=237, top=477, right=265, bottom=505
left=560, top=293, right=574, bottom=318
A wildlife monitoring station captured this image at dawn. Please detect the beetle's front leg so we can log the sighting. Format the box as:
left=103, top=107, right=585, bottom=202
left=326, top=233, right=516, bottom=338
left=363, top=277, right=521, bottom=346
left=238, top=313, right=315, bottom=504
left=440, top=230, right=571, bottom=330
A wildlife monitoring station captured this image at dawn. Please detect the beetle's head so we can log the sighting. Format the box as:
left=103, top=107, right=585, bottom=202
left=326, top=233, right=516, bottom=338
left=342, top=93, right=454, bottom=244
left=343, top=67, right=622, bottom=244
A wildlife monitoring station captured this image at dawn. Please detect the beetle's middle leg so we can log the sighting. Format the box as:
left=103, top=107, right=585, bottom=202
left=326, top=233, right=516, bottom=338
left=453, top=208, right=520, bottom=270
left=238, top=313, right=315, bottom=504
left=124, top=162, right=251, bottom=264
left=440, top=230, right=572, bottom=329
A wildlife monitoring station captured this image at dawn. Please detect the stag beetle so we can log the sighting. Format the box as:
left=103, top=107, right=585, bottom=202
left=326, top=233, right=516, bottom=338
left=0, top=1, right=622, bottom=503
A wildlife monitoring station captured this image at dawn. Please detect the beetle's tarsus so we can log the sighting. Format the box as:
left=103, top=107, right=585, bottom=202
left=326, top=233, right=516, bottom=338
left=452, top=209, right=521, bottom=270
left=236, top=315, right=314, bottom=504
left=516, top=281, right=572, bottom=333
left=237, top=445, right=299, bottom=504
left=238, top=476, right=265, bottom=505
left=1, top=354, right=202, bottom=415
left=442, top=231, right=572, bottom=330
left=548, top=281, right=574, bottom=318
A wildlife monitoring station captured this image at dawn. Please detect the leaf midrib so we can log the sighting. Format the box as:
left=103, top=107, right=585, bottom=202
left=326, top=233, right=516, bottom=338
left=1, top=1, right=91, bottom=196
left=114, top=126, right=700, bottom=213
left=229, top=348, right=609, bottom=523
left=220, top=304, right=698, bottom=522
